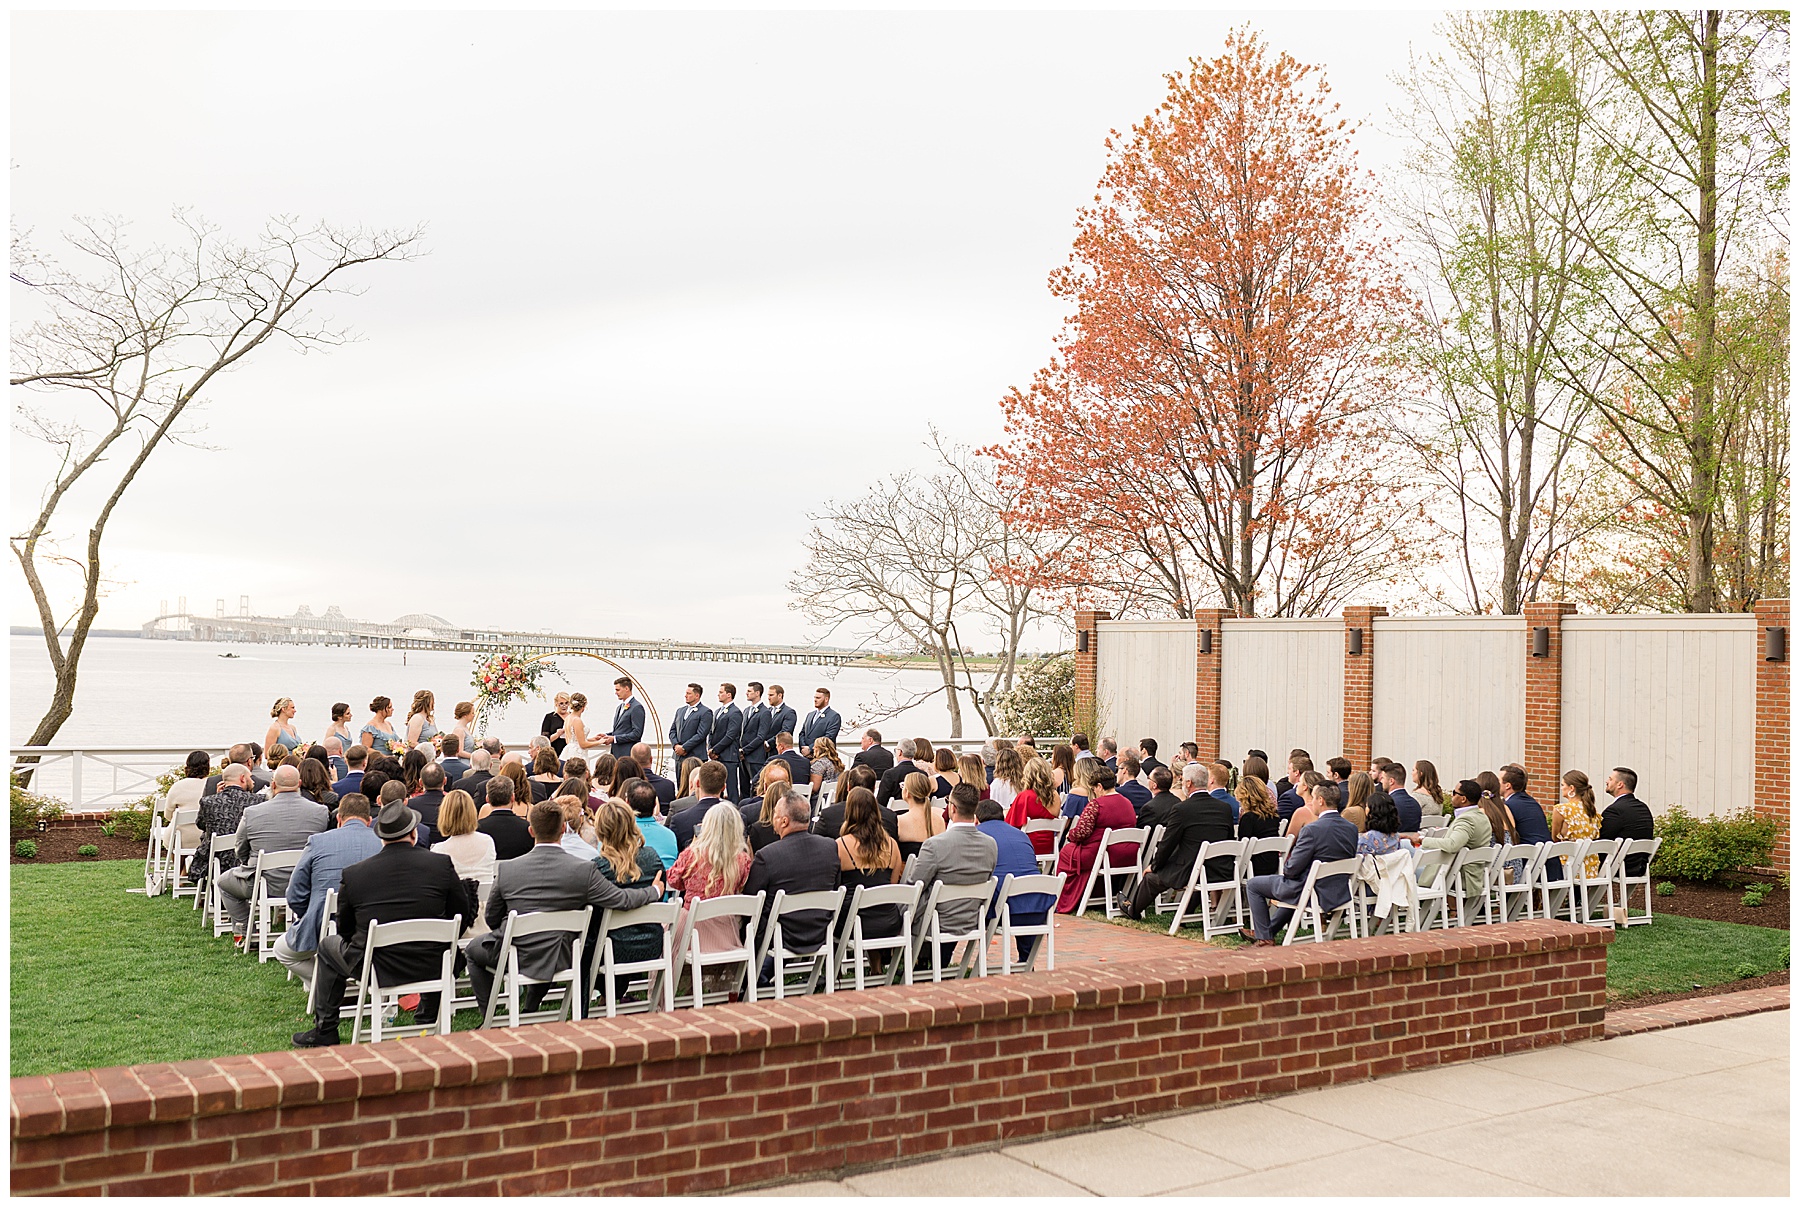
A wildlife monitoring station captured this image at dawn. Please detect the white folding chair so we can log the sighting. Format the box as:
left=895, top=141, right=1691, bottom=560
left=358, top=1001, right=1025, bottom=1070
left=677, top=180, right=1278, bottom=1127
left=833, top=882, right=922, bottom=990
left=1569, top=839, right=1623, bottom=926
left=1616, top=837, right=1663, bottom=927
left=755, top=887, right=846, bottom=998
left=205, top=851, right=235, bottom=938
left=1024, top=817, right=1068, bottom=874
left=1277, top=816, right=1291, bottom=837
left=162, top=806, right=203, bottom=903
left=1534, top=840, right=1579, bottom=921
left=1448, top=846, right=1499, bottom=927
left=1076, top=826, right=1151, bottom=917
left=911, top=878, right=999, bottom=981
left=1166, top=840, right=1249, bottom=939
left=1494, top=842, right=1547, bottom=922
left=347, top=914, right=462, bottom=1043
left=591, top=899, right=681, bottom=1016
left=1278, top=857, right=1363, bottom=944
left=479, top=907, right=594, bottom=1028
left=304, top=888, right=343, bottom=1016
left=986, top=872, right=1064, bottom=974
left=1407, top=845, right=1456, bottom=931
left=247, top=849, right=304, bottom=962
left=142, top=796, right=173, bottom=896
left=672, top=892, right=766, bottom=1008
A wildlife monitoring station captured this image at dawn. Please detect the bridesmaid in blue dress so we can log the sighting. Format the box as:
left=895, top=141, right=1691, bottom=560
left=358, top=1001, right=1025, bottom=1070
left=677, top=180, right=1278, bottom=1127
left=264, top=698, right=302, bottom=757
left=405, top=690, right=440, bottom=750
left=361, top=696, right=399, bottom=753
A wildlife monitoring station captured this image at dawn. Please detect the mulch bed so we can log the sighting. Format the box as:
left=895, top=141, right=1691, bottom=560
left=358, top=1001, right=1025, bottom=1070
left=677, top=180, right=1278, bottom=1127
left=1611, top=969, right=1789, bottom=1011
left=10, top=825, right=147, bottom=865
left=1651, top=877, right=1789, bottom=930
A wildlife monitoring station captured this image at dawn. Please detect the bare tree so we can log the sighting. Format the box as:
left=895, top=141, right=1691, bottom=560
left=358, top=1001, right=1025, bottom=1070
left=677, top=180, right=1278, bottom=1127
left=789, top=433, right=1065, bottom=737
left=11, top=212, right=422, bottom=758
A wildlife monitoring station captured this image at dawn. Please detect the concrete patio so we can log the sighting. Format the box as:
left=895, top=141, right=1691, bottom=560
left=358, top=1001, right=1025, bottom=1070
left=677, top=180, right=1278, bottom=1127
left=744, top=1009, right=1789, bottom=1197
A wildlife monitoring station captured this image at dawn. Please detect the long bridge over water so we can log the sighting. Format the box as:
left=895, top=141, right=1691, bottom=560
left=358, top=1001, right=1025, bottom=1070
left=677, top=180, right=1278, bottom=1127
left=139, top=604, right=862, bottom=667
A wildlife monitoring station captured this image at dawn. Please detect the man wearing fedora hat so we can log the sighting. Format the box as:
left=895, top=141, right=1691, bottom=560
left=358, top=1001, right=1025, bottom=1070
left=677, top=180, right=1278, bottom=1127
left=294, top=801, right=473, bottom=1047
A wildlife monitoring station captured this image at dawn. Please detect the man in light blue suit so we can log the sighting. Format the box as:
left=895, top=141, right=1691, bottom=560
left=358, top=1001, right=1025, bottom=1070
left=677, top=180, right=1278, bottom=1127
left=668, top=683, right=711, bottom=769
left=273, top=793, right=383, bottom=993
left=603, top=676, right=645, bottom=758
left=797, top=687, right=842, bottom=758
left=706, top=683, right=744, bottom=788
left=737, top=681, right=773, bottom=800
left=764, top=684, right=797, bottom=763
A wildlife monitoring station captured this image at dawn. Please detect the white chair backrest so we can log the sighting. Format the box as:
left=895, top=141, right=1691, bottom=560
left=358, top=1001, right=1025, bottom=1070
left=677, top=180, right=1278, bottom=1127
left=771, top=887, right=845, bottom=919
left=1579, top=838, right=1621, bottom=878
left=1023, top=818, right=1064, bottom=839
left=1277, top=817, right=1290, bottom=837
left=601, top=899, right=681, bottom=935
left=1248, top=835, right=1292, bottom=861
left=996, top=872, right=1062, bottom=901
left=689, top=891, right=765, bottom=929
left=1198, top=839, right=1249, bottom=879
left=170, top=805, right=200, bottom=829
left=253, top=848, right=304, bottom=876
left=1620, top=837, right=1661, bottom=867
left=846, top=881, right=921, bottom=913
left=505, top=907, right=592, bottom=941
left=931, top=878, right=999, bottom=916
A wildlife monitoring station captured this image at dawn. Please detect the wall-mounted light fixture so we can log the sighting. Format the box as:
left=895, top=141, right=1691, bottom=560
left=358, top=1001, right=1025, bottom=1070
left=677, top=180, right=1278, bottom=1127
left=1532, top=627, right=1551, bottom=658
left=1348, top=628, right=1364, bottom=656
left=1766, top=626, right=1787, bottom=662
left=1077, top=629, right=1090, bottom=654
left=1200, top=629, right=1213, bottom=655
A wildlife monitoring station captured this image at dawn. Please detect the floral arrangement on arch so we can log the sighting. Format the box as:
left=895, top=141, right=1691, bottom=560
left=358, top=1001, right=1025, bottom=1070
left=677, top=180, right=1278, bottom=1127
left=469, top=648, right=562, bottom=732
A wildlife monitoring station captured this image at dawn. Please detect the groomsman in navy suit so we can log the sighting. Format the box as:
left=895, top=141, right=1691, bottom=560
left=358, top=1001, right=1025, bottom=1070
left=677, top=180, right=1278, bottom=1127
left=764, top=685, right=797, bottom=763
left=706, top=683, right=744, bottom=788
left=668, top=683, right=711, bottom=768
left=737, top=682, right=774, bottom=800
left=602, top=676, right=645, bottom=757
left=797, top=687, right=842, bottom=758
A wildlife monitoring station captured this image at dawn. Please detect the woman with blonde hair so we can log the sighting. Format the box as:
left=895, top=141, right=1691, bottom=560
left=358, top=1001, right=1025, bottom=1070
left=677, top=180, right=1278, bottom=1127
left=745, top=779, right=788, bottom=852
left=405, top=691, right=439, bottom=749
left=1555, top=769, right=1603, bottom=877
left=562, top=692, right=607, bottom=762
left=432, top=789, right=497, bottom=932
left=956, top=753, right=988, bottom=801
left=590, top=800, right=665, bottom=973
left=895, top=771, right=945, bottom=861
left=667, top=801, right=755, bottom=956
left=990, top=746, right=1024, bottom=811
left=264, top=698, right=302, bottom=760
left=1235, top=772, right=1282, bottom=875
left=1005, top=755, right=1060, bottom=855
left=809, top=736, right=845, bottom=808
left=553, top=794, right=600, bottom=860
left=1341, top=771, right=1373, bottom=833
left=675, top=756, right=702, bottom=799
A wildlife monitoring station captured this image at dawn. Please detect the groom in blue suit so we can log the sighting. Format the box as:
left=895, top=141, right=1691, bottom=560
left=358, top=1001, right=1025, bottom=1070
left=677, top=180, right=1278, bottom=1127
left=668, top=683, right=711, bottom=768
left=603, top=677, right=645, bottom=758
left=706, top=683, right=744, bottom=789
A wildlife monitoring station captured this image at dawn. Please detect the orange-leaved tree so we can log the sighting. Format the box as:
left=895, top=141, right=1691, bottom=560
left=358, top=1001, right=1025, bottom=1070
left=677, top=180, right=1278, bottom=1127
left=994, top=31, right=1421, bottom=617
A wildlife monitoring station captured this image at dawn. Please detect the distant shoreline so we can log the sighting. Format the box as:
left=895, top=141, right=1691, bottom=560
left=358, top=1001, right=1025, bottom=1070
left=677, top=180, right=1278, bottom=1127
left=11, top=627, right=143, bottom=639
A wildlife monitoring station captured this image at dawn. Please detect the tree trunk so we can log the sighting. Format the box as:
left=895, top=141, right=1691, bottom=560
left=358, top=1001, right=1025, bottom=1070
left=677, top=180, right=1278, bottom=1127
left=1689, top=9, right=1722, bottom=613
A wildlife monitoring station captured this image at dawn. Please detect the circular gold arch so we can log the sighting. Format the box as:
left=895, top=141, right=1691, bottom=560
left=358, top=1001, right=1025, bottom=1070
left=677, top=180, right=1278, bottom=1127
left=516, top=649, right=668, bottom=777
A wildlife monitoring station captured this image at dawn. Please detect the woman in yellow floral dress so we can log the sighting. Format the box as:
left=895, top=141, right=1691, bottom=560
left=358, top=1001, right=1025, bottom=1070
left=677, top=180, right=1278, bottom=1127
left=1554, top=769, right=1602, bottom=877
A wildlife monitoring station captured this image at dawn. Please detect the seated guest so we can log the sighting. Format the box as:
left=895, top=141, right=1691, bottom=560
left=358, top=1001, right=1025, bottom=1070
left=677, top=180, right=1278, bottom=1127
left=626, top=780, right=678, bottom=870
left=206, top=743, right=254, bottom=795
left=666, top=801, right=756, bottom=960
left=1114, top=752, right=1151, bottom=810
left=1413, top=759, right=1448, bottom=821
left=1285, top=772, right=1333, bottom=834
left=895, top=771, right=947, bottom=862
left=1124, top=766, right=1235, bottom=920
left=744, top=788, right=842, bottom=975
left=1341, top=771, right=1374, bottom=832
left=1599, top=766, right=1655, bottom=875
left=163, top=749, right=212, bottom=855
left=292, top=801, right=471, bottom=1047
left=810, top=738, right=847, bottom=809
left=668, top=761, right=731, bottom=851
left=1138, top=738, right=1165, bottom=776
left=438, top=734, right=469, bottom=785
left=988, top=746, right=1023, bottom=811
left=1358, top=795, right=1404, bottom=856
left=876, top=738, right=922, bottom=807
left=1276, top=754, right=1311, bottom=821
left=739, top=760, right=795, bottom=829
left=432, top=788, right=498, bottom=934
left=298, top=758, right=339, bottom=813
left=321, top=736, right=349, bottom=782
left=1205, top=762, right=1241, bottom=822
left=451, top=747, right=493, bottom=805
left=1381, top=761, right=1421, bottom=833
left=773, top=732, right=812, bottom=787
left=1555, top=770, right=1604, bottom=878
left=1098, top=737, right=1119, bottom=770
left=589, top=800, right=667, bottom=987
left=556, top=795, right=601, bottom=861
left=1053, top=765, right=1138, bottom=914
left=410, top=763, right=449, bottom=845
left=905, top=784, right=998, bottom=965
left=832, top=787, right=904, bottom=949
left=275, top=793, right=382, bottom=992
left=1059, top=756, right=1100, bottom=820
left=930, top=747, right=961, bottom=800
left=1235, top=770, right=1283, bottom=874
left=814, top=765, right=894, bottom=840
left=956, top=753, right=989, bottom=802
left=528, top=747, right=564, bottom=802
left=1501, top=764, right=1552, bottom=845
left=218, top=766, right=329, bottom=941
left=977, top=796, right=1052, bottom=962
left=743, top=781, right=788, bottom=853
left=851, top=729, right=896, bottom=779
left=1137, top=766, right=1182, bottom=830
left=1004, top=757, right=1060, bottom=852
left=1240, top=782, right=1358, bottom=945
left=1417, top=780, right=1496, bottom=897
left=1326, top=756, right=1353, bottom=796
left=464, top=803, right=663, bottom=1017
left=631, top=742, right=677, bottom=808
left=476, top=775, right=534, bottom=861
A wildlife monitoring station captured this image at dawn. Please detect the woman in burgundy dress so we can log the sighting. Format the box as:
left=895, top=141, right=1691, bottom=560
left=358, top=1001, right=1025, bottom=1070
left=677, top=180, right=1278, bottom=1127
left=1054, top=763, right=1139, bottom=913
left=1005, top=756, right=1060, bottom=856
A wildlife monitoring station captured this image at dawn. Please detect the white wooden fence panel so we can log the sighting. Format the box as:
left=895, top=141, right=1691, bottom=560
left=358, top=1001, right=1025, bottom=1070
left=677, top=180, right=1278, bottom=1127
left=1095, top=620, right=1197, bottom=752
left=1560, top=615, right=1756, bottom=816
left=1218, top=619, right=1343, bottom=766
left=1372, top=617, right=1525, bottom=776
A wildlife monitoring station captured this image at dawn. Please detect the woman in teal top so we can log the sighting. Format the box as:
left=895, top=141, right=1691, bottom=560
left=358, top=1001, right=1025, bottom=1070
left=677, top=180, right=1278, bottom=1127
left=264, top=698, right=302, bottom=757
left=361, top=695, right=399, bottom=753
left=405, top=690, right=440, bottom=749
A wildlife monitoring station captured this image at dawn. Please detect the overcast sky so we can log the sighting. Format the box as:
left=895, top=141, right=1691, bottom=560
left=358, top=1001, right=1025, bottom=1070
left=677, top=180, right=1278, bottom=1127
left=10, top=9, right=1447, bottom=647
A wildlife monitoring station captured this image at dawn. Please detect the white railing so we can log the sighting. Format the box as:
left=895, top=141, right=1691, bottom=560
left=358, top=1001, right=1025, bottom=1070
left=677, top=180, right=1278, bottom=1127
left=8, top=736, right=1031, bottom=812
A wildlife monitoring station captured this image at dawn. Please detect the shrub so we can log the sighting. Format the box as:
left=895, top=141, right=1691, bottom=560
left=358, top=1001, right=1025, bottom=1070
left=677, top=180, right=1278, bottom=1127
left=1740, top=882, right=1772, bottom=907
left=14, top=840, right=38, bottom=859
left=10, top=777, right=65, bottom=831
left=100, top=819, right=119, bottom=838
left=76, top=843, right=99, bottom=857
left=990, top=651, right=1076, bottom=741
left=1654, top=806, right=1782, bottom=882
left=1655, top=881, right=1676, bottom=897
left=106, top=805, right=155, bottom=844
left=1734, top=961, right=1762, bottom=979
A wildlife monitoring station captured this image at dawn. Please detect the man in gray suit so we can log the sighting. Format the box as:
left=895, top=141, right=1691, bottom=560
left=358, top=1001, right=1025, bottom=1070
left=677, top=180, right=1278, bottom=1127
left=218, top=764, right=330, bottom=941
left=905, top=783, right=997, bottom=968
left=464, top=801, right=665, bottom=1014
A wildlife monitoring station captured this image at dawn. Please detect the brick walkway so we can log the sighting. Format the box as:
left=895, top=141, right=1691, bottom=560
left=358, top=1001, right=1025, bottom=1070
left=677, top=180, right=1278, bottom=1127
left=1034, top=913, right=1198, bottom=968
left=1605, top=983, right=1790, bottom=1038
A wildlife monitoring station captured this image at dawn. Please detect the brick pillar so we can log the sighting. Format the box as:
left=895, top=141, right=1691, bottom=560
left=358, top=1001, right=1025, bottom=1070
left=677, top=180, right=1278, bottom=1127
left=1523, top=602, right=1578, bottom=801
left=1754, top=599, right=1789, bottom=869
left=1073, top=610, right=1110, bottom=739
left=1193, top=609, right=1230, bottom=763
left=1342, top=606, right=1387, bottom=768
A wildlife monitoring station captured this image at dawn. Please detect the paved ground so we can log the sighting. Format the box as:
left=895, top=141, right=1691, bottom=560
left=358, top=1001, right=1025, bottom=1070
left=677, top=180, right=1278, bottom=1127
left=742, top=1009, right=1789, bottom=1197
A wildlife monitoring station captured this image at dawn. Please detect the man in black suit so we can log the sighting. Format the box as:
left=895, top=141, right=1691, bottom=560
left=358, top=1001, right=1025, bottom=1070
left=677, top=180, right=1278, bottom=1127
left=1599, top=766, right=1656, bottom=875
left=1125, top=769, right=1236, bottom=919
left=1115, top=751, right=1151, bottom=810
left=876, top=738, right=920, bottom=807
left=668, top=761, right=730, bottom=850
left=763, top=685, right=797, bottom=764
left=630, top=742, right=677, bottom=808
left=813, top=766, right=898, bottom=840
left=852, top=729, right=895, bottom=779
left=1098, top=737, right=1119, bottom=771
left=452, top=748, right=494, bottom=809
left=1136, top=767, right=1182, bottom=829
left=1137, top=738, right=1165, bottom=776
left=1381, top=762, right=1421, bottom=833
left=293, top=802, right=472, bottom=1046
left=409, top=763, right=449, bottom=846
left=668, top=683, right=711, bottom=767
left=745, top=788, right=841, bottom=976
left=737, top=682, right=774, bottom=801
left=1275, top=748, right=1310, bottom=801
left=438, top=734, right=470, bottom=786
left=476, top=776, right=534, bottom=860
left=706, top=683, right=743, bottom=789
left=773, top=731, right=811, bottom=787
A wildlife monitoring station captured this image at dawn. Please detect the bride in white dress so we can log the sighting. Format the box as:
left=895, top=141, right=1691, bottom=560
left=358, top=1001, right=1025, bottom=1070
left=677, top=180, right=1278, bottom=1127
left=562, top=692, right=608, bottom=764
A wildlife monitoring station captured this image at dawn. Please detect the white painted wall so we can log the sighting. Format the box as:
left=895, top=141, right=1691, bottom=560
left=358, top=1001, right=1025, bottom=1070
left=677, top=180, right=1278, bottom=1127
left=1218, top=619, right=1344, bottom=766
left=1094, top=620, right=1197, bottom=752
left=1560, top=615, right=1757, bottom=816
left=1372, top=617, right=1525, bottom=776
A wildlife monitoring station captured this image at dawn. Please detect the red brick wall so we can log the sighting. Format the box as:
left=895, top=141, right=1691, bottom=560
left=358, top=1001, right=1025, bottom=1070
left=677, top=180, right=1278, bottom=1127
left=1193, top=610, right=1231, bottom=763
left=1074, top=610, right=1110, bottom=737
left=12, top=922, right=1609, bottom=1197
left=1523, top=602, right=1579, bottom=799
left=1754, top=599, right=1789, bottom=869
left=1341, top=607, right=1387, bottom=767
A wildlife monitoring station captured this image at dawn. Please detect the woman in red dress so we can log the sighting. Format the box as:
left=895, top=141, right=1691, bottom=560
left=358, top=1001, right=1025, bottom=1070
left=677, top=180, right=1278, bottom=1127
left=1005, top=756, right=1060, bottom=855
left=1054, top=762, right=1139, bottom=913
